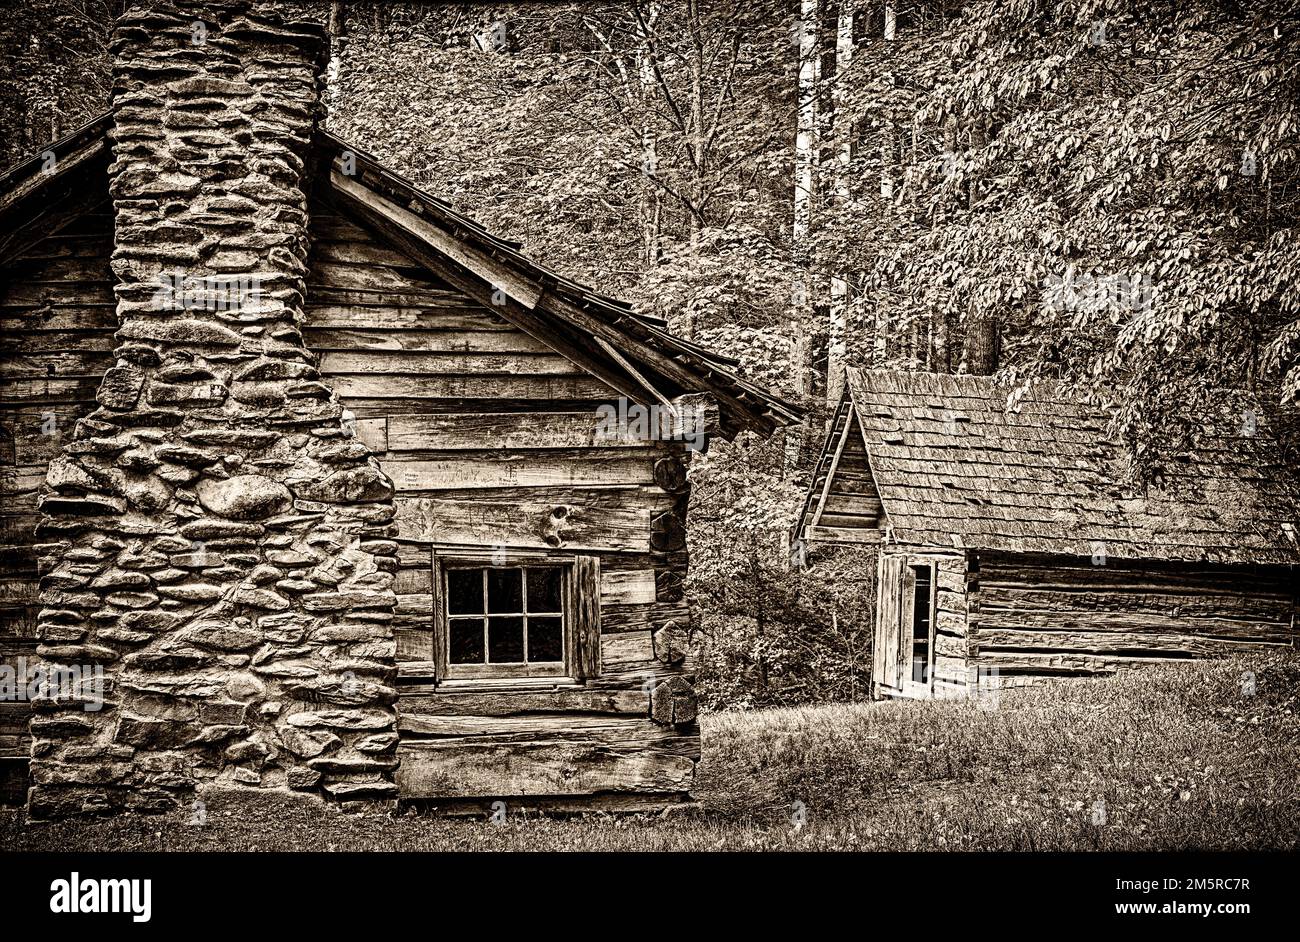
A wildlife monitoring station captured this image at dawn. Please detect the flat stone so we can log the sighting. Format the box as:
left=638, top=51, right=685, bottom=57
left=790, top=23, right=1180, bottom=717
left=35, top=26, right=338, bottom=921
left=39, top=493, right=127, bottom=517
left=286, top=710, right=393, bottom=731
left=229, top=587, right=290, bottom=611
left=105, top=590, right=159, bottom=609
left=279, top=727, right=341, bottom=759
left=180, top=621, right=261, bottom=651
left=179, top=520, right=264, bottom=540
left=322, top=781, right=399, bottom=799
left=286, top=766, right=322, bottom=790
left=296, top=465, right=393, bottom=504
left=115, top=714, right=200, bottom=749
left=197, top=474, right=291, bottom=521
left=157, top=583, right=224, bottom=603
left=147, top=381, right=228, bottom=406
left=120, top=318, right=243, bottom=346
left=96, top=365, right=146, bottom=410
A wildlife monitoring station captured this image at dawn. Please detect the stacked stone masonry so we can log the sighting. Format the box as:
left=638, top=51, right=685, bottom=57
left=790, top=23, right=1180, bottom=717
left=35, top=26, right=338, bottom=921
left=30, top=1, right=400, bottom=818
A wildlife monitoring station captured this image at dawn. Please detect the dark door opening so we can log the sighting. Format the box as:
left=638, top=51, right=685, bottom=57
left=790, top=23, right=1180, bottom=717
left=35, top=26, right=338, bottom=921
left=910, top=564, right=933, bottom=684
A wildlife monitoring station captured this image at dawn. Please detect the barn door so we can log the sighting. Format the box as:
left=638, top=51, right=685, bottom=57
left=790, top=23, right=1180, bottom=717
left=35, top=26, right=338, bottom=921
left=873, top=554, right=907, bottom=695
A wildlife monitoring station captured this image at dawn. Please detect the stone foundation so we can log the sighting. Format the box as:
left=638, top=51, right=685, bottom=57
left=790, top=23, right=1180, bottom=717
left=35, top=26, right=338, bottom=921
left=29, top=1, right=400, bottom=818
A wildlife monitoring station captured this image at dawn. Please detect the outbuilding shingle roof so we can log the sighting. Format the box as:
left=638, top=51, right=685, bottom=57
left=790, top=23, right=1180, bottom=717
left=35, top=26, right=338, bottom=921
left=842, top=368, right=1300, bottom=565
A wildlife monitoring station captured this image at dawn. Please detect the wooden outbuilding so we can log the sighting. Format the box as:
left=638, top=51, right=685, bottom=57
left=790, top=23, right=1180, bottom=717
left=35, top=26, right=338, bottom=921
left=794, top=369, right=1299, bottom=699
left=0, top=47, right=798, bottom=811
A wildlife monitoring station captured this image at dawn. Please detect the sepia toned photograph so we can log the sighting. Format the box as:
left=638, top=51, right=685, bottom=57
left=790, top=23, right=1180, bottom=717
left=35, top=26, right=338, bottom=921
left=0, top=0, right=1294, bottom=924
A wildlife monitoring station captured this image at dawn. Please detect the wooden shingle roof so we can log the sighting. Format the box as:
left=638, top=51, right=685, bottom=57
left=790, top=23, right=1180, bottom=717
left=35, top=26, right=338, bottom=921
left=842, top=368, right=1300, bottom=565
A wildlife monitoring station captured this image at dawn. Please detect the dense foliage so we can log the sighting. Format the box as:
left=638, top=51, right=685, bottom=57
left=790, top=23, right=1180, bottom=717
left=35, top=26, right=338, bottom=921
left=4, top=0, right=1297, bottom=706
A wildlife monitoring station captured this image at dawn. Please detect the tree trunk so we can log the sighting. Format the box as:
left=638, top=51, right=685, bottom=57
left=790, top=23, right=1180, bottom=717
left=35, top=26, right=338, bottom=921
left=785, top=0, right=820, bottom=474
left=637, top=3, right=662, bottom=266
left=326, top=1, right=347, bottom=118
left=963, top=315, right=1000, bottom=374
left=873, top=3, right=896, bottom=366
left=827, top=0, right=854, bottom=405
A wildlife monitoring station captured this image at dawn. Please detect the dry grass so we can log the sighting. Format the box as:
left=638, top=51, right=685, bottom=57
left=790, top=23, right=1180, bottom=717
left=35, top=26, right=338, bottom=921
left=2, top=652, right=1296, bottom=851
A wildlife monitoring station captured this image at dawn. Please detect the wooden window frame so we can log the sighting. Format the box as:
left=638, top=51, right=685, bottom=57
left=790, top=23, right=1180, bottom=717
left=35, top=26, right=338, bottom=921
left=432, top=550, right=600, bottom=686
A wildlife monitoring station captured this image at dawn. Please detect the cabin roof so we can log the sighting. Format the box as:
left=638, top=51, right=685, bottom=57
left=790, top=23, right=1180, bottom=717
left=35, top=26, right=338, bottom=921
left=0, top=114, right=801, bottom=439
left=799, top=368, right=1300, bottom=566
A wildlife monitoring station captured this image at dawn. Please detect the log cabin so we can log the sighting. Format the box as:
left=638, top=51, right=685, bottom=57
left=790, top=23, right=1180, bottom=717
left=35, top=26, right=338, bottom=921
left=0, top=3, right=798, bottom=816
left=793, top=368, right=1299, bottom=699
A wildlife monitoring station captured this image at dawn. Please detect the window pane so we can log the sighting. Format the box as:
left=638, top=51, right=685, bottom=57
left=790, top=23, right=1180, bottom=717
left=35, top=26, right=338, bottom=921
left=447, top=569, right=483, bottom=615
left=449, top=618, right=485, bottom=664
left=526, top=568, right=563, bottom=613
left=488, top=616, right=524, bottom=663
left=528, top=616, right=562, bottom=663
left=488, top=569, right=522, bottom=613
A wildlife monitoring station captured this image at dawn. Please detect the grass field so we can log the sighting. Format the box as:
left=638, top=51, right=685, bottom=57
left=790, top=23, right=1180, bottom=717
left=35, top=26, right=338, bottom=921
left=3, top=651, right=1296, bottom=851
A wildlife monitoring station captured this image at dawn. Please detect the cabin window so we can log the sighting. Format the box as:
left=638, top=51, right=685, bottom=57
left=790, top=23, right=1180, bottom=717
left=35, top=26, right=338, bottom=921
left=910, top=564, right=933, bottom=683
left=444, top=565, right=566, bottom=678
left=434, top=554, right=601, bottom=683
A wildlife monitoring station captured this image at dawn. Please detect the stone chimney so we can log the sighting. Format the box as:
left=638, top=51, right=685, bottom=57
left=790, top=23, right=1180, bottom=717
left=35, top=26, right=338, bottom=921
left=30, top=1, right=400, bottom=818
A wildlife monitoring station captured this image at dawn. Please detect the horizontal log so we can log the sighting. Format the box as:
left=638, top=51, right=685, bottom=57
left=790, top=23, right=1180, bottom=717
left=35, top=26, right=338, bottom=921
left=601, top=600, right=689, bottom=635
left=399, top=688, right=648, bottom=717
left=1, top=331, right=116, bottom=354
left=312, top=260, right=442, bottom=291
left=0, top=351, right=113, bottom=378
left=399, top=712, right=669, bottom=739
left=394, top=494, right=650, bottom=552
left=384, top=451, right=657, bottom=492
left=319, top=351, right=577, bottom=376
left=978, top=586, right=1293, bottom=620
left=0, top=306, right=118, bottom=332
left=304, top=300, right=502, bottom=327
left=305, top=327, right=549, bottom=354
left=601, top=569, right=657, bottom=605
left=396, top=739, right=695, bottom=797
left=973, top=627, right=1293, bottom=655
left=331, top=374, right=615, bottom=401
left=971, top=610, right=1293, bottom=641
left=601, top=630, right=655, bottom=674
left=395, top=627, right=433, bottom=661
left=310, top=239, right=417, bottom=267
left=387, top=412, right=657, bottom=451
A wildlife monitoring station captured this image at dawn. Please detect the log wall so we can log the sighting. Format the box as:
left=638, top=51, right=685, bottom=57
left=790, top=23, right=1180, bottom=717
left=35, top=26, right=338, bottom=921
left=967, top=550, right=1298, bottom=681
left=304, top=203, right=699, bottom=806
left=0, top=210, right=114, bottom=802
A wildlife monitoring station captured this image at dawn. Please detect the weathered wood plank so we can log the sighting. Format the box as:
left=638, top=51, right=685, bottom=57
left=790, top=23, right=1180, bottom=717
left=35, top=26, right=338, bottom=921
left=601, top=630, right=655, bottom=673
left=394, top=495, right=649, bottom=551
left=601, top=569, right=657, bottom=605
left=319, top=351, right=576, bottom=376
left=386, top=412, right=653, bottom=451
left=396, top=739, right=694, bottom=797
left=305, top=327, right=549, bottom=353
left=384, top=451, right=657, bottom=492
left=399, top=688, right=648, bottom=717
left=331, top=374, right=614, bottom=402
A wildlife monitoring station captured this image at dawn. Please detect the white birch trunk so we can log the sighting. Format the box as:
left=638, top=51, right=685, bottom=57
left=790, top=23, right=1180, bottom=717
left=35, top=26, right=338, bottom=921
left=828, top=1, right=855, bottom=404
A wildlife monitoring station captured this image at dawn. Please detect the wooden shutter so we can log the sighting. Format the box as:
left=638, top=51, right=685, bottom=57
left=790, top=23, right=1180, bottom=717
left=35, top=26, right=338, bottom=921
left=572, top=555, right=601, bottom=678
left=874, top=553, right=906, bottom=692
